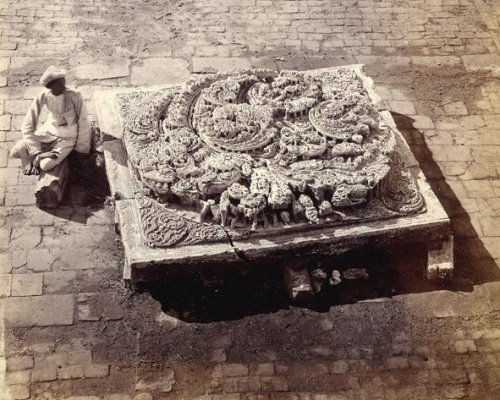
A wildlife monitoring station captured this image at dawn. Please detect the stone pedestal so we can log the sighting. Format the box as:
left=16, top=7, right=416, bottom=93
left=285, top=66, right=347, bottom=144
left=35, top=159, right=69, bottom=209
left=93, top=65, right=453, bottom=284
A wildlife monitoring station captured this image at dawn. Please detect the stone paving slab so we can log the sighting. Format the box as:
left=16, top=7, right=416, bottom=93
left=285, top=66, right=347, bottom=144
left=74, top=60, right=131, bottom=81
left=462, top=54, right=500, bottom=73
left=2, top=294, right=74, bottom=327
left=131, top=58, right=190, bottom=86
left=192, top=57, right=253, bottom=73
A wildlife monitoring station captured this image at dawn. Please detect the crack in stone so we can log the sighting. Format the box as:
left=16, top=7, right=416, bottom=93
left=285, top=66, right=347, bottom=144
left=216, top=222, right=251, bottom=266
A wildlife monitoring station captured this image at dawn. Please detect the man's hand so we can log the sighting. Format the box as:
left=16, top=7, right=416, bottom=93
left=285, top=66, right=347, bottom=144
left=38, top=150, right=59, bottom=160
left=48, top=150, right=59, bottom=160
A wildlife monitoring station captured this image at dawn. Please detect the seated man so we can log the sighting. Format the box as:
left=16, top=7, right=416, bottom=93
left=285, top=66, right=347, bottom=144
left=10, top=65, right=91, bottom=175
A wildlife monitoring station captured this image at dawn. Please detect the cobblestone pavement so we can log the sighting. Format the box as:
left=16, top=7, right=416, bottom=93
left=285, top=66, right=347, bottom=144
left=1, top=0, right=500, bottom=399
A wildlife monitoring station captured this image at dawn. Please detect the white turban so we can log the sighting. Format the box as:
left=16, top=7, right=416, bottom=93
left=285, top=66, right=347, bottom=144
left=40, top=65, right=66, bottom=87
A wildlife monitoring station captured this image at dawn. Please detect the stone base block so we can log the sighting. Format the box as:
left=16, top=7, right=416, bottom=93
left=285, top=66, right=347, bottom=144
left=427, top=236, right=454, bottom=281
left=35, top=159, right=69, bottom=209
left=93, top=65, right=453, bottom=283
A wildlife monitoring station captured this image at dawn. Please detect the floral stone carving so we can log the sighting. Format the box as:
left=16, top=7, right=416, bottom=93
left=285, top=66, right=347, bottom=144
left=116, top=68, right=425, bottom=248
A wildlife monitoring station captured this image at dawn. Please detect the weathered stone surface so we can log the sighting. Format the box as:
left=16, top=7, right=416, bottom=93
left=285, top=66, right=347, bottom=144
left=43, top=271, right=77, bottom=294
left=389, top=100, right=416, bottom=115
left=9, top=227, right=42, bottom=249
left=192, top=57, right=252, bottom=73
left=453, top=340, right=477, bottom=354
left=462, top=54, right=500, bottom=72
left=411, top=56, right=461, bottom=67
left=58, top=365, right=84, bottom=380
left=23, top=86, right=43, bottom=99
left=0, top=148, right=8, bottom=168
left=26, top=248, right=56, bottom=272
left=0, top=114, right=11, bottom=130
left=357, top=56, right=411, bottom=67
left=11, top=273, right=43, bottom=296
left=74, top=60, right=130, bottom=80
left=93, top=88, right=126, bottom=140
left=64, top=397, right=100, bottom=400
left=77, top=292, right=125, bottom=321
left=253, top=363, right=274, bottom=376
left=32, top=366, right=58, bottom=383
left=135, top=369, right=175, bottom=392
left=3, top=294, right=74, bottom=327
left=443, top=101, right=468, bottom=116
left=4, top=99, right=32, bottom=115
left=222, top=364, right=249, bottom=377
left=10, top=251, right=27, bottom=270
left=6, top=355, right=34, bottom=371
left=6, top=384, right=30, bottom=400
left=133, top=394, right=153, bottom=400
left=107, top=395, right=132, bottom=400
left=83, top=364, right=110, bottom=378
left=101, top=140, right=135, bottom=199
left=131, top=58, right=190, bottom=86
left=25, top=207, right=55, bottom=226
left=0, top=228, right=10, bottom=251
left=86, top=209, right=114, bottom=225
left=9, top=57, right=45, bottom=70
left=6, top=370, right=31, bottom=385
left=0, top=273, right=12, bottom=297
left=0, top=57, right=9, bottom=72
left=479, top=217, right=500, bottom=237
left=54, top=243, right=115, bottom=270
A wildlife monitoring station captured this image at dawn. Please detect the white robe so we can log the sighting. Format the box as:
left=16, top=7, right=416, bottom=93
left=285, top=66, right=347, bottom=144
left=20, top=88, right=91, bottom=156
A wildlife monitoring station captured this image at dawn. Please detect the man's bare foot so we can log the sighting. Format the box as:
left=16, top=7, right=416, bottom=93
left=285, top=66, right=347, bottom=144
left=23, top=162, right=34, bottom=175
left=31, top=165, right=40, bottom=175
left=23, top=162, right=41, bottom=175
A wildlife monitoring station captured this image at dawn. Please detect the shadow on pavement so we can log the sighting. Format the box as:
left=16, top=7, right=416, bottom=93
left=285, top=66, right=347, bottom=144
left=137, top=114, right=499, bottom=323
left=36, top=150, right=111, bottom=223
left=392, top=113, right=500, bottom=287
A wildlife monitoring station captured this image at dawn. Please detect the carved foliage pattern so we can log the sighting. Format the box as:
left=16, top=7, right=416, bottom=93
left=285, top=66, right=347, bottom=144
left=117, top=68, right=425, bottom=248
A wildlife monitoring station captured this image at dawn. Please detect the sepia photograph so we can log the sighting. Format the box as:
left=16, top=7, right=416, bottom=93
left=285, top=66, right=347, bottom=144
left=0, top=0, right=499, bottom=399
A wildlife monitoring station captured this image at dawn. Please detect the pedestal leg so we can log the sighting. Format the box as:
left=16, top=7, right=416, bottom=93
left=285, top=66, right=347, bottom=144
left=35, top=159, right=69, bottom=209
left=427, top=235, right=454, bottom=281
left=283, top=262, right=314, bottom=303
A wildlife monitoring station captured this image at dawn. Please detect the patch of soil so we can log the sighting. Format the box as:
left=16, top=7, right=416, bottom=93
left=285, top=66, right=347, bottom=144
left=366, top=64, right=493, bottom=120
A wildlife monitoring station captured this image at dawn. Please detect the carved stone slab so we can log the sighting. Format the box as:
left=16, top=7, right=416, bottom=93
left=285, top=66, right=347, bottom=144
left=94, top=65, right=452, bottom=282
